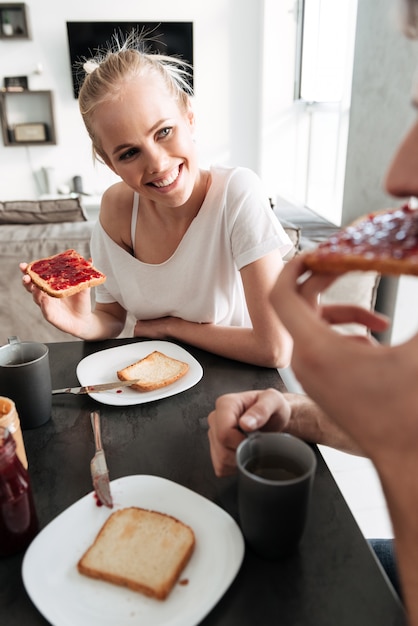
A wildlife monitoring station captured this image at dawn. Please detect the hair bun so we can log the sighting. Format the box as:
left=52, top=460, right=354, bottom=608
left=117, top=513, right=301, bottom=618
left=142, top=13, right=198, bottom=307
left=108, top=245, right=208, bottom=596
left=83, top=60, right=99, bottom=75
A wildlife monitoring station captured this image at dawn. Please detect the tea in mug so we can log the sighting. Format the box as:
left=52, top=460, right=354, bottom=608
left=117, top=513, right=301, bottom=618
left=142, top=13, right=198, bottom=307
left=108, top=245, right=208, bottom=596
left=244, top=454, right=305, bottom=481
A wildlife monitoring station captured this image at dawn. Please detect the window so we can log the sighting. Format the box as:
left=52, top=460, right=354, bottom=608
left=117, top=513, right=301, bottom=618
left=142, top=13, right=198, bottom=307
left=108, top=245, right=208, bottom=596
left=294, top=0, right=358, bottom=223
left=296, top=0, right=357, bottom=104
left=260, top=0, right=358, bottom=224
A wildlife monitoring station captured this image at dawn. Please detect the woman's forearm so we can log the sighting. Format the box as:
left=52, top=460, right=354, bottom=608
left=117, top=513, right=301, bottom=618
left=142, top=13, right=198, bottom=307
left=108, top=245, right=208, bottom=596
left=66, top=302, right=127, bottom=341
left=164, top=317, right=293, bottom=368
left=75, top=311, right=126, bottom=340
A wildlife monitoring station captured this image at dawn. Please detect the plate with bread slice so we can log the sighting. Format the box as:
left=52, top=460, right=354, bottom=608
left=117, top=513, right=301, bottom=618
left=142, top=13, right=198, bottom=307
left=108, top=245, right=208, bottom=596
left=22, top=475, right=245, bottom=626
left=76, top=340, right=203, bottom=406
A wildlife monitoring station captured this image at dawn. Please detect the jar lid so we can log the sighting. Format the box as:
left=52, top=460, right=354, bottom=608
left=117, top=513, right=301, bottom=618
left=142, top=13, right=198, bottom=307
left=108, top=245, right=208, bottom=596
left=0, top=397, right=18, bottom=431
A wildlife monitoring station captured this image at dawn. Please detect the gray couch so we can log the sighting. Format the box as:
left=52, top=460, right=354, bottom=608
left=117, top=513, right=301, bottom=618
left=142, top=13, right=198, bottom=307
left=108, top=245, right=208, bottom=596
left=0, top=196, right=379, bottom=346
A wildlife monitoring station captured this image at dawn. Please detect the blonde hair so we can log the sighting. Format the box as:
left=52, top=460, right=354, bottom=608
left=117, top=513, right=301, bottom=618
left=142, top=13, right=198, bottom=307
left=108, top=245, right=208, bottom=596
left=78, top=33, right=193, bottom=162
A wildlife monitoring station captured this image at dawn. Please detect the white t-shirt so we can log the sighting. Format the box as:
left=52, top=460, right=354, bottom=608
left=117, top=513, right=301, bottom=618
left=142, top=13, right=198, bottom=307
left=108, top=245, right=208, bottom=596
left=91, top=165, right=293, bottom=327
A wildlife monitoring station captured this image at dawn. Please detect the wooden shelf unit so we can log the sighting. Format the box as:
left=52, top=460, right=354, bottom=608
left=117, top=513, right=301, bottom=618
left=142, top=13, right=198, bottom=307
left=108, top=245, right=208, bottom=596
left=0, top=90, right=57, bottom=146
left=0, top=3, right=30, bottom=39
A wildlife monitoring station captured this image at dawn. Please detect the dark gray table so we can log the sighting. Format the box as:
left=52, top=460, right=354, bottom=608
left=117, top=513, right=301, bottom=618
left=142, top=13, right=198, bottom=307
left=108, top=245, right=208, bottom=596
left=0, top=338, right=406, bottom=625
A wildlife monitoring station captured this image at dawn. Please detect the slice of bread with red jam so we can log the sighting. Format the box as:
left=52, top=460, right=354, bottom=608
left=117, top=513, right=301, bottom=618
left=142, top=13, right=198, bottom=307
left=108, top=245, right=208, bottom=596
left=303, top=204, right=418, bottom=276
left=26, top=249, right=106, bottom=298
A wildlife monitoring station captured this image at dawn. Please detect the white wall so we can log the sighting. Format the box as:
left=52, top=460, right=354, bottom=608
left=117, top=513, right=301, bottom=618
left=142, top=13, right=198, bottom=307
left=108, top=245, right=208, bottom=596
left=259, top=0, right=299, bottom=201
left=0, top=0, right=262, bottom=200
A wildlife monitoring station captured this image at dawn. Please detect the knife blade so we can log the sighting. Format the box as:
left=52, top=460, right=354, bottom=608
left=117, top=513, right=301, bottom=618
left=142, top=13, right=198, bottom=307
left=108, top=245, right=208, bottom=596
left=90, top=410, right=113, bottom=508
left=52, top=379, right=142, bottom=395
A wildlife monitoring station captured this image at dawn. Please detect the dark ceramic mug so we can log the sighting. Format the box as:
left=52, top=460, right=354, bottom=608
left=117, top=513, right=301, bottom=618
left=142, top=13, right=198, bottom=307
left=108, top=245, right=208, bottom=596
left=0, top=337, right=52, bottom=429
left=236, top=432, right=317, bottom=559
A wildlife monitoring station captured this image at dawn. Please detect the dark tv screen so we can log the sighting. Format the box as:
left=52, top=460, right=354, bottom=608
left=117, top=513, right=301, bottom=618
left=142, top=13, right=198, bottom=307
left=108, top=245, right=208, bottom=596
left=66, top=21, right=193, bottom=98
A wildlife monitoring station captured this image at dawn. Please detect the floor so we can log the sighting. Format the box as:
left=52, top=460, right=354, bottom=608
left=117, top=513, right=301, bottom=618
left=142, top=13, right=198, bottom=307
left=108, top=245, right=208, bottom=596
left=279, top=366, right=394, bottom=540
left=318, top=445, right=393, bottom=539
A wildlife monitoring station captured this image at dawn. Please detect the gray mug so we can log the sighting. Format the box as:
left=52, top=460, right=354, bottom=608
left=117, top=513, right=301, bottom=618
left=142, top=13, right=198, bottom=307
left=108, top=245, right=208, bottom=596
left=236, top=432, right=316, bottom=559
left=0, top=337, right=52, bottom=429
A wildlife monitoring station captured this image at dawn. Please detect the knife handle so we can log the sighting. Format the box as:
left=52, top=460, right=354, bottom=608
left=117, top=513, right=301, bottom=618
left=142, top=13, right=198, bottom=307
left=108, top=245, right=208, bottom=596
left=90, top=411, right=103, bottom=452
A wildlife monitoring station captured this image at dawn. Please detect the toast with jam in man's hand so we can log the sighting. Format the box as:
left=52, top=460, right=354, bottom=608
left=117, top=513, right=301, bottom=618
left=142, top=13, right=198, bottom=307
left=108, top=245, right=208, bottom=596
left=303, top=204, right=418, bottom=276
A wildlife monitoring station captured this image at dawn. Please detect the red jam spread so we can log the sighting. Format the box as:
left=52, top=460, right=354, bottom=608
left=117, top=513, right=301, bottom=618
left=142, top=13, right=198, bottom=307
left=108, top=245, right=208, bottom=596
left=93, top=492, right=103, bottom=507
left=0, top=428, right=38, bottom=556
left=318, top=204, right=418, bottom=260
left=30, top=251, right=103, bottom=291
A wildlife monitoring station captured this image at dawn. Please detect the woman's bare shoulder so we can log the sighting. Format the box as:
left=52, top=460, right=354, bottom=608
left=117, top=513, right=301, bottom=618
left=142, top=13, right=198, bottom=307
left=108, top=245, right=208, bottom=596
left=101, top=182, right=133, bottom=212
left=100, top=183, right=134, bottom=249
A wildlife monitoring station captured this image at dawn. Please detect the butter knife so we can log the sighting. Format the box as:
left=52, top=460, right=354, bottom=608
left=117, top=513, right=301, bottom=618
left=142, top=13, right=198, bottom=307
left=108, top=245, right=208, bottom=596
left=52, top=379, right=142, bottom=395
left=90, top=411, right=113, bottom=508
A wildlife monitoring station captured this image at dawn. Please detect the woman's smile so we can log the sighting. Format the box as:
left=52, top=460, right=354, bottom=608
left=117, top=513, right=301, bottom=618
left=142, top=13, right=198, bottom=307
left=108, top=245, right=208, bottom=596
left=148, top=164, right=182, bottom=190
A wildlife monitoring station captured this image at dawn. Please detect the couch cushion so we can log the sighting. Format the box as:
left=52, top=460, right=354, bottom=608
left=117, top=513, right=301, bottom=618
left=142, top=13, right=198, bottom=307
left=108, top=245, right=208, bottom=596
left=0, top=197, right=88, bottom=225
left=320, top=271, right=381, bottom=335
left=0, top=221, right=93, bottom=257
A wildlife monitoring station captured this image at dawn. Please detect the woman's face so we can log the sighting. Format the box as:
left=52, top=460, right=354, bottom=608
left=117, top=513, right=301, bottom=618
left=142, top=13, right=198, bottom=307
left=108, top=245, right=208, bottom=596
left=92, top=72, right=198, bottom=208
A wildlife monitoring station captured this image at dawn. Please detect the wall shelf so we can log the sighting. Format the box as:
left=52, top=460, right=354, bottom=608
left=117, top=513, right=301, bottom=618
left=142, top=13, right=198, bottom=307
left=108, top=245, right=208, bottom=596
left=0, top=3, right=30, bottom=39
left=0, top=90, right=57, bottom=146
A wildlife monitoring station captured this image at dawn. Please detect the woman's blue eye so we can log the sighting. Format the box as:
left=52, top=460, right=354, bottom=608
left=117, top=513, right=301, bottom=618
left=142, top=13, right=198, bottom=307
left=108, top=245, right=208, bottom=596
left=159, top=127, right=171, bottom=138
left=120, top=148, right=138, bottom=161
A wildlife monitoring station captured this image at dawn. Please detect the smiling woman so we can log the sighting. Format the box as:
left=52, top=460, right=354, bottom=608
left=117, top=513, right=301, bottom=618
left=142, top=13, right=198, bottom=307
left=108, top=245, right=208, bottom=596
left=20, top=34, right=295, bottom=369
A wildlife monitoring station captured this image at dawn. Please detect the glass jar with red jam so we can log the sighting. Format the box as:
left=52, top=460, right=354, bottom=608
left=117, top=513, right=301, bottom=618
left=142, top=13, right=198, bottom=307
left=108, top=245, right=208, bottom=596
left=0, top=426, right=38, bottom=556
left=0, top=396, right=28, bottom=469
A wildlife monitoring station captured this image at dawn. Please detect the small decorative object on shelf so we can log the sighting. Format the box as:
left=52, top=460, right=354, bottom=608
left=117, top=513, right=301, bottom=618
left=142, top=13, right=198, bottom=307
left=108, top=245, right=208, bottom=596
left=1, top=10, right=12, bottom=35
left=4, top=75, right=28, bottom=91
left=0, top=3, right=30, bottom=39
left=14, top=123, right=48, bottom=142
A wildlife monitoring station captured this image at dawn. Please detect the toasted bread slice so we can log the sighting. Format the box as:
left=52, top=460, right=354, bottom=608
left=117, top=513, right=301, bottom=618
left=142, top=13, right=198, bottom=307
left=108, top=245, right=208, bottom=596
left=26, top=248, right=106, bottom=298
left=77, top=507, right=195, bottom=600
left=117, top=350, right=189, bottom=392
left=303, top=205, right=418, bottom=276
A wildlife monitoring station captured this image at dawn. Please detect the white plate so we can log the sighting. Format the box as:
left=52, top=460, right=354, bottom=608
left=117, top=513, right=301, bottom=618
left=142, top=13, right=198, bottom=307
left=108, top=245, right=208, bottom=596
left=23, top=475, right=245, bottom=626
left=76, top=341, right=203, bottom=406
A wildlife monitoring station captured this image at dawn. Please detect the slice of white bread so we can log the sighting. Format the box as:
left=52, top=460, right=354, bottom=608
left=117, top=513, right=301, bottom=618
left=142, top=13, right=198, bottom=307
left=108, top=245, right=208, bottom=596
left=117, top=351, right=189, bottom=392
left=77, top=507, right=195, bottom=600
left=26, top=248, right=106, bottom=298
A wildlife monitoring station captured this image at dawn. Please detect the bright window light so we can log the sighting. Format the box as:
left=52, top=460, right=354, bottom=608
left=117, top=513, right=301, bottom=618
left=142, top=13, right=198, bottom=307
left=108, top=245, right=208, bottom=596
left=298, top=0, right=358, bottom=103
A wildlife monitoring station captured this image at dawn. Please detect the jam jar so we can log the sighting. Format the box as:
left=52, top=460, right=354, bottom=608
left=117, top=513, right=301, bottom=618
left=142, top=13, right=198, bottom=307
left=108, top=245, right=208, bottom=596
left=0, top=426, right=38, bottom=556
left=0, top=396, right=27, bottom=469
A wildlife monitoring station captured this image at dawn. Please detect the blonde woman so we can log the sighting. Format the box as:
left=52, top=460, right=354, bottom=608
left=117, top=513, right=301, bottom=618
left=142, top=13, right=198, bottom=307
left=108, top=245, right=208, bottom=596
left=21, top=39, right=293, bottom=368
